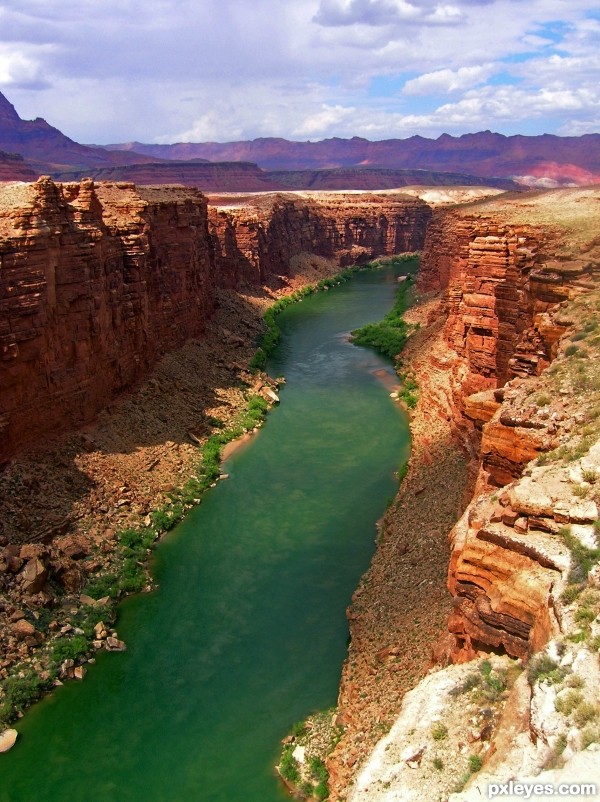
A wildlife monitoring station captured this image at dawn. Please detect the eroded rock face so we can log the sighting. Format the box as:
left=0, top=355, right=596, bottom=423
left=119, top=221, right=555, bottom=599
left=0, top=178, right=216, bottom=459
left=419, top=213, right=587, bottom=397
left=418, top=189, right=600, bottom=661
left=208, top=192, right=432, bottom=288
left=0, top=182, right=431, bottom=460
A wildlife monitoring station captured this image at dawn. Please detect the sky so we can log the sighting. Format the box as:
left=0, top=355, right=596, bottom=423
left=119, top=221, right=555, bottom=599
left=0, top=0, right=599, bottom=144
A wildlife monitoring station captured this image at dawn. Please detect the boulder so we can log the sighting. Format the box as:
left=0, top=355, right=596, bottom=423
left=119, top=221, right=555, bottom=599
left=20, top=557, right=48, bottom=594
left=0, top=729, right=18, bottom=753
left=11, top=619, right=36, bottom=639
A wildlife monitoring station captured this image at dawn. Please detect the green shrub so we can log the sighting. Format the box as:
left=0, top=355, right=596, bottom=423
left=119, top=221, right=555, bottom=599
left=573, top=701, right=599, bottom=727
left=431, top=722, right=448, bottom=740
left=309, top=756, right=329, bottom=783
left=291, top=720, right=307, bottom=738
left=279, top=747, right=299, bottom=783
left=527, top=654, right=567, bottom=685
left=560, top=527, right=600, bottom=583
left=0, top=671, right=45, bottom=725
left=351, top=278, right=414, bottom=360
left=565, top=344, right=580, bottom=356
left=51, top=635, right=89, bottom=664
left=555, top=690, right=584, bottom=715
left=468, top=754, right=483, bottom=773
left=562, top=583, right=584, bottom=604
left=82, top=572, right=119, bottom=600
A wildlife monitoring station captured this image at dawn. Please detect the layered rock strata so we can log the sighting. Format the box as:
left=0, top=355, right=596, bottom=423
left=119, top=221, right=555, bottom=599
left=336, top=188, right=600, bottom=801
left=417, top=188, right=600, bottom=661
left=0, top=178, right=215, bottom=459
left=0, top=181, right=431, bottom=460
left=208, top=192, right=431, bottom=288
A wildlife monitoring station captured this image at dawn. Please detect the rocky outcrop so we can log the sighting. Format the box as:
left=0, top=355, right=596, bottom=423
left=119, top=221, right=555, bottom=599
left=208, top=192, right=432, bottom=287
left=0, top=178, right=216, bottom=459
left=0, top=181, right=431, bottom=460
left=417, top=188, right=600, bottom=661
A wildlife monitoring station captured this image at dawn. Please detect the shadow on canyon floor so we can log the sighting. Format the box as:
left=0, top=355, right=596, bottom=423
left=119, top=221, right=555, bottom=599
left=0, top=288, right=270, bottom=546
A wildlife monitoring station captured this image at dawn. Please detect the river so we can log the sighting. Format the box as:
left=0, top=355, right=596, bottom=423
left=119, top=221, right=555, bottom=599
left=0, top=261, right=412, bottom=802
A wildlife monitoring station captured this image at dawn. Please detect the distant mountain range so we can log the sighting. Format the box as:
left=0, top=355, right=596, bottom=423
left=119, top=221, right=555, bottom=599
left=1, top=90, right=599, bottom=190
left=106, top=132, right=600, bottom=186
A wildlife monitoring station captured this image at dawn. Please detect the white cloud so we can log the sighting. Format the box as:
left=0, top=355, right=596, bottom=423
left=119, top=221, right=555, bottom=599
left=403, top=65, right=496, bottom=95
left=0, top=43, right=53, bottom=89
left=0, top=0, right=598, bottom=142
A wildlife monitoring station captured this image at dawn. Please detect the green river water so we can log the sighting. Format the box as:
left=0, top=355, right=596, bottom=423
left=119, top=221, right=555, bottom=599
left=0, top=263, right=412, bottom=802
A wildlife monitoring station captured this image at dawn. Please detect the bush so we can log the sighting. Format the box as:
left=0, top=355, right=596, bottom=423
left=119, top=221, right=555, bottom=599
left=279, top=747, right=299, bottom=783
left=309, top=756, right=329, bottom=783
left=468, top=754, right=483, bottom=773
left=83, top=572, right=119, bottom=600
left=573, top=701, right=599, bottom=727
left=527, top=654, right=567, bottom=685
left=560, top=527, right=600, bottom=583
left=0, top=671, right=45, bottom=725
left=51, top=635, right=89, bottom=664
left=555, top=690, right=584, bottom=715
left=431, top=722, right=448, bottom=740
left=351, top=279, right=413, bottom=361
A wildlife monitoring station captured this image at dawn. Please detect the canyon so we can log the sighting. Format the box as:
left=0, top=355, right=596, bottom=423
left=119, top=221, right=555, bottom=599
left=329, top=187, right=600, bottom=801
left=0, top=179, right=431, bottom=462
left=0, top=171, right=599, bottom=800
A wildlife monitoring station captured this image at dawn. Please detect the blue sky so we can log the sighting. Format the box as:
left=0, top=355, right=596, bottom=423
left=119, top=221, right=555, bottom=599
left=0, top=0, right=598, bottom=143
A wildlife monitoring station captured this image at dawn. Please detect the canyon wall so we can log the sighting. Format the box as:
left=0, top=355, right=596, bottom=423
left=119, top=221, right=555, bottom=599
left=208, top=192, right=431, bottom=287
left=0, top=178, right=216, bottom=460
left=418, top=190, right=600, bottom=660
left=0, top=180, right=431, bottom=460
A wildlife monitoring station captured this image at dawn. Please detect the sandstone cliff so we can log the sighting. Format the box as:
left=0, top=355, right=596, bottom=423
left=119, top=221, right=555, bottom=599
left=0, top=182, right=431, bottom=461
left=208, top=192, right=431, bottom=287
left=332, top=187, right=600, bottom=802
left=0, top=178, right=215, bottom=459
left=416, top=188, right=600, bottom=662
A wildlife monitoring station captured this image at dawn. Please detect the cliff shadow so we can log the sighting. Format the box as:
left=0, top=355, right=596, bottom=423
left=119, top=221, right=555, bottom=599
left=0, top=289, right=272, bottom=546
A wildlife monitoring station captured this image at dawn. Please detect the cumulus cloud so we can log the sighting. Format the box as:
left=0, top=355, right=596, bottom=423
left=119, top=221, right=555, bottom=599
left=403, top=65, right=496, bottom=95
left=0, top=44, right=52, bottom=89
left=0, top=0, right=598, bottom=142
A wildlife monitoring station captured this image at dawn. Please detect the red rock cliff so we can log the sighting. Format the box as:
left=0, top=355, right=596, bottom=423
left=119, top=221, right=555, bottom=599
left=0, top=178, right=215, bottom=459
left=418, top=188, right=600, bottom=660
left=0, top=183, right=431, bottom=460
left=209, top=192, right=432, bottom=287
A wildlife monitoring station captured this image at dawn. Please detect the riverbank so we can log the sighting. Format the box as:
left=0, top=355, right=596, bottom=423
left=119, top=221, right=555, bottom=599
left=0, top=254, right=353, bottom=729
left=323, top=294, right=475, bottom=801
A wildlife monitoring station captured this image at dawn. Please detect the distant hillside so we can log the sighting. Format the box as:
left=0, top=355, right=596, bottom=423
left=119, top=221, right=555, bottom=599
left=1, top=88, right=597, bottom=188
left=53, top=162, right=518, bottom=192
left=52, top=161, right=281, bottom=191
left=107, top=131, right=600, bottom=186
left=0, top=91, right=159, bottom=172
left=269, top=166, right=516, bottom=191
left=0, top=150, right=37, bottom=181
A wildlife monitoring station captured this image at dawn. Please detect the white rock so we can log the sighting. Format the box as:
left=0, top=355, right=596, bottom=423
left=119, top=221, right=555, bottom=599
left=292, top=745, right=306, bottom=764
left=0, top=729, right=18, bottom=753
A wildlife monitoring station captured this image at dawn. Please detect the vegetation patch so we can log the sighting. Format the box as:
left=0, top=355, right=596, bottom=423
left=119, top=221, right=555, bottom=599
left=277, top=708, right=342, bottom=800
left=350, top=265, right=418, bottom=361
